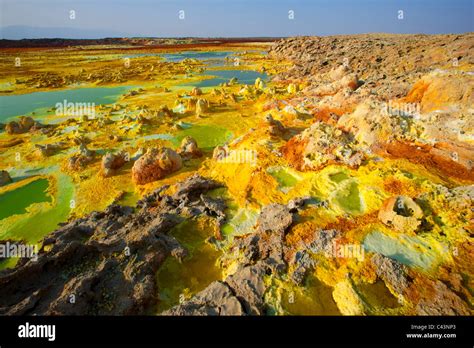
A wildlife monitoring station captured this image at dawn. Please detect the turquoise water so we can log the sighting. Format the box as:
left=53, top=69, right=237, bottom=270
left=194, top=69, right=268, bottom=87
left=161, top=51, right=234, bottom=62
left=116, top=53, right=163, bottom=59
left=363, top=231, right=441, bottom=270
left=0, top=86, right=133, bottom=121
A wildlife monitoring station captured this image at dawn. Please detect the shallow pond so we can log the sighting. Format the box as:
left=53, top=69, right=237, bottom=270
left=172, top=124, right=233, bottom=150
left=161, top=51, right=234, bottom=63
left=335, top=181, right=363, bottom=214
left=267, top=166, right=301, bottom=192
left=357, top=280, right=401, bottom=311
left=194, top=69, right=268, bottom=87
left=156, top=218, right=222, bottom=313
left=279, top=275, right=341, bottom=315
left=0, top=86, right=133, bottom=121
left=0, top=170, right=75, bottom=244
left=221, top=207, right=259, bottom=237
left=0, top=178, right=51, bottom=220
left=363, top=230, right=442, bottom=270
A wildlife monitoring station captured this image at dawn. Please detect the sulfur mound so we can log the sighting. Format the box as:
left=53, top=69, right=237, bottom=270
left=177, top=136, right=203, bottom=159
left=132, top=147, right=182, bottom=185
left=101, top=151, right=128, bottom=177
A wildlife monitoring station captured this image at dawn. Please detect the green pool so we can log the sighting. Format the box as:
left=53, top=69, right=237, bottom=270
left=0, top=178, right=51, bottom=220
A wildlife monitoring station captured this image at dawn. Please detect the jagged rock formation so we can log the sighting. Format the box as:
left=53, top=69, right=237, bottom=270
left=371, top=253, right=409, bottom=297
left=163, top=262, right=268, bottom=316
left=282, top=121, right=364, bottom=170
left=269, top=33, right=474, bottom=100
left=271, top=34, right=474, bottom=181
left=35, top=142, right=65, bottom=157
left=67, top=144, right=95, bottom=171
left=163, top=201, right=303, bottom=315
left=0, top=175, right=223, bottom=315
left=0, top=170, right=12, bottom=186
left=5, top=116, right=37, bottom=134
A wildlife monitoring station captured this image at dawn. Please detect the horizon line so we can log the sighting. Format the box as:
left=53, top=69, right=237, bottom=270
left=2, top=32, right=473, bottom=41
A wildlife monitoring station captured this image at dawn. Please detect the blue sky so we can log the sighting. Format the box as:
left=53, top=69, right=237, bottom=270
left=1, top=0, right=473, bottom=38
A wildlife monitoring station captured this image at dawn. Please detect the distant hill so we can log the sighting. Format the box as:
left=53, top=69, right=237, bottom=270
left=0, top=25, right=129, bottom=40
left=0, top=36, right=279, bottom=48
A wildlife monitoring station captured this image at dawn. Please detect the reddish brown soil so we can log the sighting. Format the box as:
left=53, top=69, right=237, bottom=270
left=323, top=212, right=379, bottom=233
left=312, top=107, right=353, bottom=124
left=383, top=178, right=405, bottom=195
left=280, top=137, right=308, bottom=170
left=382, top=141, right=473, bottom=181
